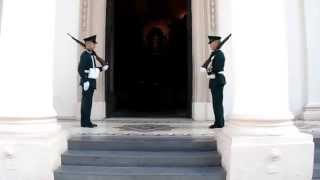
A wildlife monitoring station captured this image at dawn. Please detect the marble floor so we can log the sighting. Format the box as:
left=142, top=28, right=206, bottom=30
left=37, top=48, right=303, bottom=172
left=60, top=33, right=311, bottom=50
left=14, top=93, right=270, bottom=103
left=58, top=118, right=320, bottom=138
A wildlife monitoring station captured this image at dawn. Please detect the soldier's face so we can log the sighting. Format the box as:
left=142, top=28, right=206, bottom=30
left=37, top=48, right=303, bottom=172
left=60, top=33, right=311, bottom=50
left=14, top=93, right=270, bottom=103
left=85, top=42, right=96, bottom=50
left=210, top=40, right=220, bottom=50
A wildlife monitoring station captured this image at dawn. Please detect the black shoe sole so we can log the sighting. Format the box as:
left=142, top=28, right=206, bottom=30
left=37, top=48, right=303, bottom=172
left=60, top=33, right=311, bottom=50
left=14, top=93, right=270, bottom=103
left=81, top=125, right=95, bottom=128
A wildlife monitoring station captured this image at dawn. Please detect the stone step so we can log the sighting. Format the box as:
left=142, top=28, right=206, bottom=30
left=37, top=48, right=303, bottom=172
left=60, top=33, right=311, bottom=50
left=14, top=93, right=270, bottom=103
left=313, top=138, right=320, bottom=179
left=68, top=136, right=217, bottom=151
left=314, top=163, right=320, bottom=178
left=314, top=137, right=320, bottom=148
left=62, top=150, right=221, bottom=167
left=315, top=149, right=320, bottom=163
left=54, top=166, right=226, bottom=180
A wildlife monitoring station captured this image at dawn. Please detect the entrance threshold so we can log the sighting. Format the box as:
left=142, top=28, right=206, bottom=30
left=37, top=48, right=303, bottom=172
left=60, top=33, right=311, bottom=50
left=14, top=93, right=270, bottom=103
left=102, top=118, right=194, bottom=124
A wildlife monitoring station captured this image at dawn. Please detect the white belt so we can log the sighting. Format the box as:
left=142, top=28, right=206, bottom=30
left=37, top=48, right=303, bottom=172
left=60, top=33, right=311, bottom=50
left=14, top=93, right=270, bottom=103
left=207, top=72, right=224, bottom=79
left=84, top=68, right=100, bottom=79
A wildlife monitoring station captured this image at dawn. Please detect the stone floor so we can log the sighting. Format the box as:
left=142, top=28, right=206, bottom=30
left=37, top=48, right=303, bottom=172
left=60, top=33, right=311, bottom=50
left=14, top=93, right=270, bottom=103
left=59, top=118, right=217, bottom=138
left=58, top=118, right=320, bottom=138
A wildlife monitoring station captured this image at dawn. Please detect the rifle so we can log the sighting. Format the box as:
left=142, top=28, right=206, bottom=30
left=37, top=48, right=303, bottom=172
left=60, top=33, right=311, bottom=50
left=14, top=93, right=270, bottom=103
left=201, top=33, right=232, bottom=69
left=67, top=33, right=108, bottom=66
left=217, top=33, right=232, bottom=49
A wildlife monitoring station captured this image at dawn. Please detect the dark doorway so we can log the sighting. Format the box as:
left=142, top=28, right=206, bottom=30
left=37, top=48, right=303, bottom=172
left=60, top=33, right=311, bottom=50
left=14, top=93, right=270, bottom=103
left=105, top=0, right=192, bottom=117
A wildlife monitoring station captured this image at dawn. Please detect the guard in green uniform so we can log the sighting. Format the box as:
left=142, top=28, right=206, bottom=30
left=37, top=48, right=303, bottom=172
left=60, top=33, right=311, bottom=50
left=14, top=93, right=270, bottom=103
left=202, top=36, right=226, bottom=129
left=78, top=35, right=109, bottom=128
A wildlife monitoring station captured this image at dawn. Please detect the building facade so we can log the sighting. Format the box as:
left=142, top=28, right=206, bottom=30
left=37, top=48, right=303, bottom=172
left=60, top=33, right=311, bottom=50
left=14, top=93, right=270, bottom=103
left=0, top=0, right=319, bottom=180
left=51, top=0, right=320, bottom=122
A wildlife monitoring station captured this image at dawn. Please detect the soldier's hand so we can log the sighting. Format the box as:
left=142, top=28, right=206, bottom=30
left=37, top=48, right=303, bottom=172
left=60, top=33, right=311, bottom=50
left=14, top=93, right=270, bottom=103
left=83, top=81, right=90, bottom=91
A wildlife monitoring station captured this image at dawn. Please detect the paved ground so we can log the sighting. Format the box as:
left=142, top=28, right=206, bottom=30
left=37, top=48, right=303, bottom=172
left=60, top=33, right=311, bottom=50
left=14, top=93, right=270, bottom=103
left=58, top=118, right=320, bottom=138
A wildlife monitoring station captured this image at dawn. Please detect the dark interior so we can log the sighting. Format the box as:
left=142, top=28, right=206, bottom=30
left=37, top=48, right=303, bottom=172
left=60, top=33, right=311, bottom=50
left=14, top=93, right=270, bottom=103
left=106, top=0, right=192, bottom=117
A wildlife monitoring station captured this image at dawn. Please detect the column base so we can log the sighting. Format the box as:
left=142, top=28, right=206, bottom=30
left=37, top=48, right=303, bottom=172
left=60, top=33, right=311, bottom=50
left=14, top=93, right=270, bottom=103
left=0, top=118, right=67, bottom=180
left=303, top=104, right=320, bottom=121
left=217, top=119, right=314, bottom=180
left=192, top=102, right=215, bottom=121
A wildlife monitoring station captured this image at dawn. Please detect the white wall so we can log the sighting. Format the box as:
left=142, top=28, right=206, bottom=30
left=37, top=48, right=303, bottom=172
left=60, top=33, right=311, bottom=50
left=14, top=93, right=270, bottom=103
left=53, top=0, right=81, bottom=119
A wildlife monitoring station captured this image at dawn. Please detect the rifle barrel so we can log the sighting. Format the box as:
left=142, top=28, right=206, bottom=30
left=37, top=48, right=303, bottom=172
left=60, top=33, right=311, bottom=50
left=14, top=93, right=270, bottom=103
left=218, top=33, right=232, bottom=49
left=67, top=33, right=85, bottom=47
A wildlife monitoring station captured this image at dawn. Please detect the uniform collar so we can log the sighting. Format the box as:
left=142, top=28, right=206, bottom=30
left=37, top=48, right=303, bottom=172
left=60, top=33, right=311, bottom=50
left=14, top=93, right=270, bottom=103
left=85, top=49, right=94, bottom=55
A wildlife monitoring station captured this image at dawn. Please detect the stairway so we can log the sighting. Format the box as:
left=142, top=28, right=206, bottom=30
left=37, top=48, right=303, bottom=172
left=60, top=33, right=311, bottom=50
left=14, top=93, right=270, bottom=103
left=54, top=135, right=226, bottom=180
left=314, top=137, right=320, bottom=180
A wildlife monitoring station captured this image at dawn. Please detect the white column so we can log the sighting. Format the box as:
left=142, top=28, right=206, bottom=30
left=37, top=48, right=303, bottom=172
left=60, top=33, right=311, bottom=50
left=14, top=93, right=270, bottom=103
left=192, top=0, right=215, bottom=120
left=53, top=0, right=80, bottom=120
left=217, top=0, right=314, bottom=180
left=0, top=1, right=67, bottom=180
left=302, top=0, right=320, bottom=121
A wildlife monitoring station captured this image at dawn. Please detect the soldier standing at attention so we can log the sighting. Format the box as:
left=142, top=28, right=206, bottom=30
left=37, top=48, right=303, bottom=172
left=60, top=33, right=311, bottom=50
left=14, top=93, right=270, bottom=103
left=78, top=35, right=109, bottom=128
left=201, top=36, right=226, bottom=129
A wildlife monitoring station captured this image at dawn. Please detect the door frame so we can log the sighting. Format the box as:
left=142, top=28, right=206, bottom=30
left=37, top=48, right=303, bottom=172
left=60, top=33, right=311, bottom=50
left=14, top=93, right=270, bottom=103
left=105, top=0, right=193, bottom=118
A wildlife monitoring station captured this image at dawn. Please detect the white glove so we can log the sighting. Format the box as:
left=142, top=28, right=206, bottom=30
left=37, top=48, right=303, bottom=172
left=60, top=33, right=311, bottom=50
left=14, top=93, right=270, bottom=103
left=102, top=65, right=109, bottom=71
left=83, top=81, right=90, bottom=91
left=200, top=67, right=207, bottom=73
